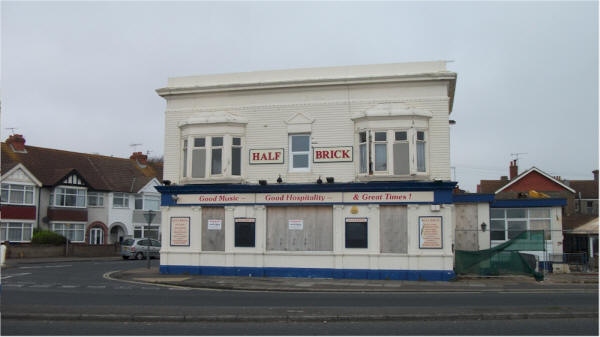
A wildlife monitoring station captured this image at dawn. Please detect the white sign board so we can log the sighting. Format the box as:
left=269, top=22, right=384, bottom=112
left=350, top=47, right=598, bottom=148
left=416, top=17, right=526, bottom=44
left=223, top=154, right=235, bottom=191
left=313, top=146, right=353, bottom=163
left=170, top=217, right=190, bottom=246
left=343, top=191, right=434, bottom=203
left=419, top=216, right=443, bottom=249
left=207, top=219, right=222, bottom=230
left=179, top=193, right=255, bottom=205
left=249, top=149, right=284, bottom=164
left=256, top=192, right=342, bottom=204
left=288, top=219, right=304, bottom=230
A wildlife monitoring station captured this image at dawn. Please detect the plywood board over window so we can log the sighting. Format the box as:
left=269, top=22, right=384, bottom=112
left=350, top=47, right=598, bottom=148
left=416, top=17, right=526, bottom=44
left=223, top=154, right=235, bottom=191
left=202, top=207, right=225, bottom=251
left=454, top=204, right=479, bottom=251
left=379, top=205, right=408, bottom=253
left=266, top=206, right=333, bottom=251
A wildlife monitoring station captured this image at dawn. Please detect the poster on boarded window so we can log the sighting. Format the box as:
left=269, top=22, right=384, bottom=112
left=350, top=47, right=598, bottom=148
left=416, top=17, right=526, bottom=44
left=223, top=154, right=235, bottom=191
left=207, top=219, right=222, bottom=230
left=419, top=216, right=443, bottom=249
left=170, top=217, right=190, bottom=246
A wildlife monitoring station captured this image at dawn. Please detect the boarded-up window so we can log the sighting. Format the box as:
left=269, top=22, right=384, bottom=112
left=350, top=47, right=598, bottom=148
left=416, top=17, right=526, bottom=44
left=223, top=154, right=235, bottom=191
left=201, top=207, right=224, bottom=251
left=379, top=205, right=408, bottom=253
left=454, top=204, right=479, bottom=251
left=345, top=218, right=368, bottom=248
left=235, top=218, right=255, bottom=247
left=266, top=206, right=333, bottom=251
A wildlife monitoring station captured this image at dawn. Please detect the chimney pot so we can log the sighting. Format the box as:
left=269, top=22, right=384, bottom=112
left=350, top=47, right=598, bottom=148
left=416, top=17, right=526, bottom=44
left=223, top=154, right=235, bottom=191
left=509, top=160, right=518, bottom=180
left=130, top=151, right=148, bottom=166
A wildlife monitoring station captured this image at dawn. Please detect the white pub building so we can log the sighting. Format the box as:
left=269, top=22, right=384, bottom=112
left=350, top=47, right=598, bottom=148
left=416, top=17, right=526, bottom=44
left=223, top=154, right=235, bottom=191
left=156, top=61, right=458, bottom=281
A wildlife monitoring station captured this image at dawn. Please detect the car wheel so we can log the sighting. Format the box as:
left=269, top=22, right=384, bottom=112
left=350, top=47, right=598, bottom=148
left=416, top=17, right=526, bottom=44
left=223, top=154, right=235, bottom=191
left=135, top=252, right=144, bottom=260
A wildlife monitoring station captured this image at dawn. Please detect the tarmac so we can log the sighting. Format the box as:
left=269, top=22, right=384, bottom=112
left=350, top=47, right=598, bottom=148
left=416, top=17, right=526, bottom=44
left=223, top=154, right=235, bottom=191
left=3, top=256, right=599, bottom=293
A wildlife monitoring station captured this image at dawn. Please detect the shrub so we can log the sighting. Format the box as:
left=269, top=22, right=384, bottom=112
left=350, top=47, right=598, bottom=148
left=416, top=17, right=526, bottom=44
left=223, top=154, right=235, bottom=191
left=31, top=230, right=67, bottom=245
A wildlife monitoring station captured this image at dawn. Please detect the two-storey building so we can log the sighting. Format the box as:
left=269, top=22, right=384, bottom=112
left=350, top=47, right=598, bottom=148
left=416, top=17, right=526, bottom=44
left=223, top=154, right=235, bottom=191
left=1, top=135, right=163, bottom=245
left=156, top=62, right=459, bottom=281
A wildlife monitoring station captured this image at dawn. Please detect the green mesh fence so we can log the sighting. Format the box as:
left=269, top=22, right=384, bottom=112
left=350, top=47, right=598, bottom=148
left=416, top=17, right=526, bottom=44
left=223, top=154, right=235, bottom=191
left=454, top=231, right=545, bottom=281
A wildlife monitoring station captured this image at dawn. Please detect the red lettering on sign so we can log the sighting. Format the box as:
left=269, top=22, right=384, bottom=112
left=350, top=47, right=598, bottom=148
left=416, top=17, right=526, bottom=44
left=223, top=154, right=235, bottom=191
left=252, top=153, right=260, bottom=161
left=275, top=152, right=280, bottom=160
left=342, top=150, right=350, bottom=158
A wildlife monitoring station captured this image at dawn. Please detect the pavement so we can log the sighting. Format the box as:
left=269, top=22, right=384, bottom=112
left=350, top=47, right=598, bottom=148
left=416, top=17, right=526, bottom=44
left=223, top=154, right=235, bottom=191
left=4, top=256, right=598, bottom=293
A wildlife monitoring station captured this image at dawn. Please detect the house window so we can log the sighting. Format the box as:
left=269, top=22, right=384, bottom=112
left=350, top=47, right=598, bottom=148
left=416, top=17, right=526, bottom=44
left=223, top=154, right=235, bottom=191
left=357, top=129, right=427, bottom=176
left=358, top=132, right=368, bottom=174
left=289, top=134, right=310, bottom=171
left=374, top=132, right=387, bottom=172
left=232, top=137, right=242, bottom=176
left=345, top=218, right=368, bottom=248
left=135, top=194, right=160, bottom=211
left=393, top=131, right=410, bottom=175
left=87, top=192, right=104, bottom=207
left=0, top=222, right=33, bottom=242
left=182, top=139, right=188, bottom=177
left=191, top=137, right=206, bottom=178
left=113, top=193, right=129, bottom=208
left=52, top=223, right=85, bottom=242
left=490, top=208, right=551, bottom=242
left=1, top=184, right=34, bottom=205
left=211, top=137, right=223, bottom=175
left=134, top=225, right=159, bottom=240
left=54, top=187, right=86, bottom=208
left=234, top=218, right=255, bottom=247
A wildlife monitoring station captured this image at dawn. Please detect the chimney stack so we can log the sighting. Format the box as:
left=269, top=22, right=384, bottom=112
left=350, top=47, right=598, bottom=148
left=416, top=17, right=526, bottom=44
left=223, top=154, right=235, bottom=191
left=593, top=170, right=598, bottom=183
left=130, top=152, right=148, bottom=166
left=509, top=160, right=518, bottom=180
left=6, top=134, right=26, bottom=152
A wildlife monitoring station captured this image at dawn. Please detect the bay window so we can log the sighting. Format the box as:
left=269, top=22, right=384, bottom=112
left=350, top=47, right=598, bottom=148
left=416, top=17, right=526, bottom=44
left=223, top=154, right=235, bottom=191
left=357, top=129, right=428, bottom=177
left=182, top=135, right=244, bottom=180
left=1, top=183, right=34, bottom=205
left=135, top=194, right=161, bottom=211
left=1, top=222, right=33, bottom=242
left=52, top=223, right=85, bottom=242
left=53, top=187, right=86, bottom=208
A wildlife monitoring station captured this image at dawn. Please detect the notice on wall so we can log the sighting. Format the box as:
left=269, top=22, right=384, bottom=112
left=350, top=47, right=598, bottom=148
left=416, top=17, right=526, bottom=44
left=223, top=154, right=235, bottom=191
left=419, top=216, right=443, bottom=249
left=313, top=146, right=353, bottom=163
left=207, top=219, right=222, bottom=230
left=288, top=219, right=304, bottom=230
left=170, top=217, right=190, bottom=246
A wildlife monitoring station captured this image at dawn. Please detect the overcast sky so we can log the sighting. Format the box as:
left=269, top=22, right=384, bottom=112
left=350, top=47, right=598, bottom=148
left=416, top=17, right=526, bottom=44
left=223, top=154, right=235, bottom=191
left=2, top=1, right=598, bottom=192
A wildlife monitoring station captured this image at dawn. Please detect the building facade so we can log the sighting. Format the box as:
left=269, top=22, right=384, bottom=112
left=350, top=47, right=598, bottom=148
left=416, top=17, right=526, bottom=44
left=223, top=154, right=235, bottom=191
left=156, top=62, right=460, bottom=280
left=1, top=135, right=163, bottom=245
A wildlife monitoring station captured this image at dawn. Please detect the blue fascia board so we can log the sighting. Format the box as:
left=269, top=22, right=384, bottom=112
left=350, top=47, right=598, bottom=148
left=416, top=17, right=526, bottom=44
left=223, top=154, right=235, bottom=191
left=453, top=194, right=495, bottom=203
left=157, top=181, right=457, bottom=195
left=159, top=265, right=456, bottom=281
left=491, top=198, right=567, bottom=208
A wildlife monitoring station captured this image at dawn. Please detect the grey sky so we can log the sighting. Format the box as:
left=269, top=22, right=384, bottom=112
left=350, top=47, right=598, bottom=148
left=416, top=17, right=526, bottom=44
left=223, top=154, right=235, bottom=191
left=2, top=1, right=598, bottom=192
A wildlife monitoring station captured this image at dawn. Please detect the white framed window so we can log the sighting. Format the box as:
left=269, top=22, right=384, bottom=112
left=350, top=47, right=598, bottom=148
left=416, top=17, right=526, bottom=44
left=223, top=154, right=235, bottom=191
left=191, top=137, right=206, bottom=178
left=211, top=136, right=223, bottom=175
left=289, top=134, right=310, bottom=172
left=357, top=129, right=428, bottom=177
left=87, top=192, right=104, bottom=207
left=1, top=183, right=34, bottom=205
left=0, top=222, right=33, bottom=242
left=232, top=137, right=242, bottom=176
left=51, top=223, right=85, bottom=242
left=113, top=192, right=129, bottom=208
left=53, top=187, right=86, bottom=208
left=490, top=208, right=551, bottom=242
left=182, top=139, right=188, bottom=178
left=134, top=225, right=160, bottom=240
left=135, top=194, right=160, bottom=211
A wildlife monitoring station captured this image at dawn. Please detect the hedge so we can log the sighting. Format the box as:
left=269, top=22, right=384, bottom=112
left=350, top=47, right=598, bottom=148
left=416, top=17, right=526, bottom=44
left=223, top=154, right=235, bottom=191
left=31, top=230, right=67, bottom=245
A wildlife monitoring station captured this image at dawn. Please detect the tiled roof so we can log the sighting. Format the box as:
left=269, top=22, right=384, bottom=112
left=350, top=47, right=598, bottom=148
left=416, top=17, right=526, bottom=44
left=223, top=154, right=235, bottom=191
left=1, top=142, right=163, bottom=193
left=566, top=180, right=598, bottom=199
left=477, top=179, right=508, bottom=193
left=563, top=214, right=598, bottom=231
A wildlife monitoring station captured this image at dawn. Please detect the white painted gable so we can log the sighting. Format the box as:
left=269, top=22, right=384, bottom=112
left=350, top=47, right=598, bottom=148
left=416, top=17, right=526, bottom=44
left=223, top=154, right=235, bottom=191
left=137, top=178, right=162, bottom=194
left=1, top=164, right=42, bottom=186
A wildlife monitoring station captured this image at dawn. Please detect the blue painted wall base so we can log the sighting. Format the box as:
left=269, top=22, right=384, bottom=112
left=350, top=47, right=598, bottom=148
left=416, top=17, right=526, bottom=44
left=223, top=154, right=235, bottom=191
left=159, top=265, right=456, bottom=281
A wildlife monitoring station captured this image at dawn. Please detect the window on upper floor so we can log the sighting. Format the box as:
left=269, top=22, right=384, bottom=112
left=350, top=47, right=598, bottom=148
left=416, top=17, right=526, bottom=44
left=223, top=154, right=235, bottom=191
left=289, top=134, right=310, bottom=172
left=0, top=183, right=34, bottom=205
left=357, top=129, right=427, bottom=177
left=87, top=192, right=104, bottom=207
left=113, top=192, right=129, bottom=208
left=52, top=187, right=86, bottom=208
left=183, top=135, right=243, bottom=180
left=135, top=194, right=161, bottom=211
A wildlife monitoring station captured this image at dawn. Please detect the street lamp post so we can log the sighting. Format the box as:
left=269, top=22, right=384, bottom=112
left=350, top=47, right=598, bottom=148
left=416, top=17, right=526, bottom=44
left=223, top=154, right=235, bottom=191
left=143, top=210, right=156, bottom=269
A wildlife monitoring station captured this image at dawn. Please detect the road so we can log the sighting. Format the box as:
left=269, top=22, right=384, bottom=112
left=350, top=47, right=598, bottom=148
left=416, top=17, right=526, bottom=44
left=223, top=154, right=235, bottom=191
left=1, top=260, right=598, bottom=335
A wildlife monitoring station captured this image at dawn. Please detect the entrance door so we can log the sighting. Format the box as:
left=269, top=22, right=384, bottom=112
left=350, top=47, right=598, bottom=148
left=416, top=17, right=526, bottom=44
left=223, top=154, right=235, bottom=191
left=90, top=228, right=104, bottom=245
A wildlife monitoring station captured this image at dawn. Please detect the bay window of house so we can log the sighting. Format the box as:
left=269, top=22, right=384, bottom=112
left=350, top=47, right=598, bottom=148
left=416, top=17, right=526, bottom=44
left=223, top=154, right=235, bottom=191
left=490, top=208, right=552, bottom=243
left=1, top=222, right=33, bottom=242
left=52, top=223, right=85, bottom=242
left=289, top=134, right=310, bottom=172
left=357, top=129, right=428, bottom=177
left=53, top=187, right=86, bottom=208
left=135, top=194, right=161, bottom=211
left=1, top=183, right=34, bottom=205
left=113, top=192, right=129, bottom=208
left=182, top=135, right=243, bottom=180
left=134, top=225, right=159, bottom=240
left=87, top=192, right=104, bottom=207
